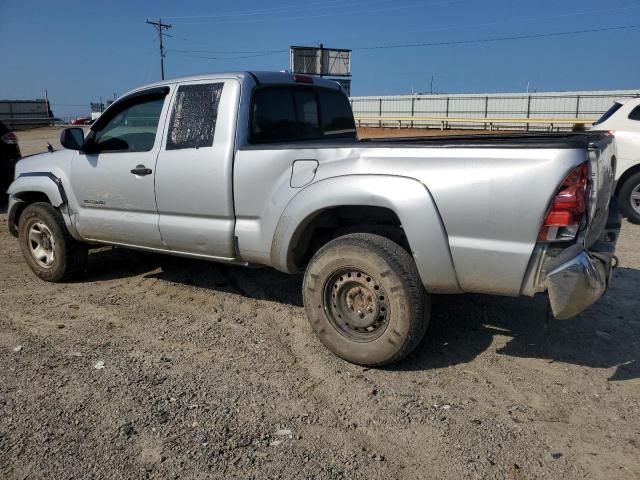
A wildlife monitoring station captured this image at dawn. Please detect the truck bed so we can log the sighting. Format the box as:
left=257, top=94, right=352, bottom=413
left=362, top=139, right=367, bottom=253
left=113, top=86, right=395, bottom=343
left=359, top=132, right=606, bottom=149
left=239, top=132, right=608, bottom=150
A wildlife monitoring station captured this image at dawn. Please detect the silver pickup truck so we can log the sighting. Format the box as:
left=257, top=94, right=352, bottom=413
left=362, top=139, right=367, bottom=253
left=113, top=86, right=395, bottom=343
left=6, top=71, right=621, bottom=366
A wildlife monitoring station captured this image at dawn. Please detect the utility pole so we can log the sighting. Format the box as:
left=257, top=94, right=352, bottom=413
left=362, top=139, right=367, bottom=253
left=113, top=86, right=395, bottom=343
left=146, top=18, right=172, bottom=80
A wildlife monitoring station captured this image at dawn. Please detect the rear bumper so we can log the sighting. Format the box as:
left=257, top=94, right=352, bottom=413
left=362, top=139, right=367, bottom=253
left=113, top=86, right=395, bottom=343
left=546, top=247, right=613, bottom=320
left=545, top=205, right=621, bottom=320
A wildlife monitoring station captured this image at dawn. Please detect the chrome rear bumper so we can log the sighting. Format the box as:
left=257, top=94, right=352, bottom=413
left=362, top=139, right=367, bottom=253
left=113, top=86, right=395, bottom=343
left=545, top=203, right=621, bottom=320
left=546, top=247, right=613, bottom=320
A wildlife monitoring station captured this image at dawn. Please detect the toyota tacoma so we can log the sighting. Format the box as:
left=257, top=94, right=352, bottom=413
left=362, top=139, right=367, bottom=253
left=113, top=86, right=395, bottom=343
left=6, top=71, right=621, bottom=366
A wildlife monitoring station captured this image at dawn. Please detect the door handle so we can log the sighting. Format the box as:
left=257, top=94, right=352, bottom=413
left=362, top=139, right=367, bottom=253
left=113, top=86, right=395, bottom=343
left=130, top=165, right=152, bottom=176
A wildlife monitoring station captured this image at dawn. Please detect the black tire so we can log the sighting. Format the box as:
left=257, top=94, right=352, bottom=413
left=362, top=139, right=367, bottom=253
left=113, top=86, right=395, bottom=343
left=18, top=202, right=87, bottom=282
left=618, top=172, right=640, bottom=224
left=303, top=233, right=430, bottom=366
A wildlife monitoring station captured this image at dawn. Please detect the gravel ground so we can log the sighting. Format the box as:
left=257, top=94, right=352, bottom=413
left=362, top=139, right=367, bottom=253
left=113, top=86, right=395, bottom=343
left=1, top=128, right=639, bottom=479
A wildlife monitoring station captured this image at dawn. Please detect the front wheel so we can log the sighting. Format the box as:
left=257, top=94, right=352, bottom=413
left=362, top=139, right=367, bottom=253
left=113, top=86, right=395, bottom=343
left=618, top=171, right=640, bottom=224
left=18, top=202, right=88, bottom=282
left=303, top=233, right=430, bottom=366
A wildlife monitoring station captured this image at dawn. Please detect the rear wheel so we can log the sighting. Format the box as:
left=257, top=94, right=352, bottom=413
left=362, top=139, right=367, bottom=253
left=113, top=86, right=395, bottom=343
left=618, top=171, right=640, bottom=224
left=18, top=202, right=87, bottom=282
left=303, top=233, right=430, bottom=366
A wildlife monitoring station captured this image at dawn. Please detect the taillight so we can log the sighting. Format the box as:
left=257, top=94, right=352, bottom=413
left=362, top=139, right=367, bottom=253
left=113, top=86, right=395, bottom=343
left=538, top=162, right=589, bottom=242
left=1, top=132, right=18, bottom=144
left=293, top=74, right=314, bottom=84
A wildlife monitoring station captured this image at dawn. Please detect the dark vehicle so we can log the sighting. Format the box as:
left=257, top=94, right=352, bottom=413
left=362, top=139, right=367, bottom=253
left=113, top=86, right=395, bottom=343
left=0, top=121, right=21, bottom=195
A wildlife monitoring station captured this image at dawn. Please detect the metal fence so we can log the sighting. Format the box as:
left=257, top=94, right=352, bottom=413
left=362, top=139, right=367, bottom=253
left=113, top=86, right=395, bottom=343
left=350, top=89, right=640, bottom=131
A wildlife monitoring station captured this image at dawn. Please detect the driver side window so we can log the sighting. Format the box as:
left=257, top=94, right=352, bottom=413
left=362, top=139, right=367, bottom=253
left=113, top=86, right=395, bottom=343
left=93, top=96, right=165, bottom=152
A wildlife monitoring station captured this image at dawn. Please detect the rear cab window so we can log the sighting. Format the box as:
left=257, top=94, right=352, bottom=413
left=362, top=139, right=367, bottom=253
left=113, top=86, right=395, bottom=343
left=249, top=85, right=356, bottom=144
left=318, top=90, right=357, bottom=135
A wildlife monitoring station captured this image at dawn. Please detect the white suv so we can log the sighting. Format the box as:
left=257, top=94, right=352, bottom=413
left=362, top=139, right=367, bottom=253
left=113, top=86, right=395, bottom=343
left=592, top=98, right=640, bottom=223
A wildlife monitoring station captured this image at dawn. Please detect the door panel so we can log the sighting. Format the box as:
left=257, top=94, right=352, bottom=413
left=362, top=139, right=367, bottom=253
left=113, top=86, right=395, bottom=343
left=70, top=89, right=172, bottom=248
left=155, top=79, right=239, bottom=258
left=72, top=149, right=163, bottom=246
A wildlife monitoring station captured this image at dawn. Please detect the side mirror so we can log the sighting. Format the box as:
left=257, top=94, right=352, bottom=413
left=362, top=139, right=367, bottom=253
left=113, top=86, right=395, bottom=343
left=60, top=127, right=85, bottom=150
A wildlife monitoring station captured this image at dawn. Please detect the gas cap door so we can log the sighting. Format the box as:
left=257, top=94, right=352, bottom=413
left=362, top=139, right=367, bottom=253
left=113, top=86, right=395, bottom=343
left=290, top=159, right=319, bottom=188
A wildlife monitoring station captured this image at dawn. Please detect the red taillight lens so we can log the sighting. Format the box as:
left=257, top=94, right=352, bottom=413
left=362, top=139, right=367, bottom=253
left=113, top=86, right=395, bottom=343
left=538, top=162, right=589, bottom=241
left=1, top=132, right=18, bottom=144
left=293, top=74, right=314, bottom=84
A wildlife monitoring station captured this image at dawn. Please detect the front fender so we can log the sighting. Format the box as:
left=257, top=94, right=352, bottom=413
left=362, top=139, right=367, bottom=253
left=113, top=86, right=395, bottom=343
left=6, top=172, right=79, bottom=239
left=8, top=172, right=66, bottom=206
left=271, top=174, right=462, bottom=294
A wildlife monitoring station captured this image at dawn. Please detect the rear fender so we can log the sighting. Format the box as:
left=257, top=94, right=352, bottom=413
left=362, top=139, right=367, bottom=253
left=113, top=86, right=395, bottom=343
left=271, top=175, right=462, bottom=294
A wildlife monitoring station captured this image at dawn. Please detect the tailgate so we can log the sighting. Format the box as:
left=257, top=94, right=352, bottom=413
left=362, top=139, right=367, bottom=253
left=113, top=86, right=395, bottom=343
left=543, top=132, right=620, bottom=320
left=582, top=132, right=617, bottom=248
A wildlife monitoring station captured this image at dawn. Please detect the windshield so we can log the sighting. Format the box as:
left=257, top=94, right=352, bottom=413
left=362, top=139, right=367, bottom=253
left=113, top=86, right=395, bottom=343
left=594, top=102, right=623, bottom=125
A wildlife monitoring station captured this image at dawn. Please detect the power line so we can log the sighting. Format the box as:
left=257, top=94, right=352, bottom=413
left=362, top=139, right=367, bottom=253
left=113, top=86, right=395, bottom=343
left=168, top=47, right=286, bottom=56
left=169, top=50, right=284, bottom=61
left=168, top=0, right=468, bottom=25
left=167, top=23, right=640, bottom=60
left=50, top=103, right=89, bottom=107
left=354, top=24, right=640, bottom=51
left=165, top=3, right=640, bottom=55
left=162, top=0, right=394, bottom=20
left=287, top=4, right=640, bottom=42
left=146, top=18, right=172, bottom=80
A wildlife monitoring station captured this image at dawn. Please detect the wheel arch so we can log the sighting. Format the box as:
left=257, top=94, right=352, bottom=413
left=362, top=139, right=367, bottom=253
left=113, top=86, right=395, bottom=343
left=285, top=204, right=408, bottom=269
left=615, top=163, right=640, bottom=222
left=6, top=173, right=76, bottom=238
left=615, top=163, right=640, bottom=196
left=270, top=174, right=462, bottom=294
left=8, top=173, right=66, bottom=206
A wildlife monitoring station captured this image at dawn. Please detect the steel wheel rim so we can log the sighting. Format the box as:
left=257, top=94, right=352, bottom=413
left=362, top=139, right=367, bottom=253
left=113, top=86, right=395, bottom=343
left=323, top=268, right=389, bottom=342
left=631, top=183, right=640, bottom=215
left=28, top=222, right=56, bottom=268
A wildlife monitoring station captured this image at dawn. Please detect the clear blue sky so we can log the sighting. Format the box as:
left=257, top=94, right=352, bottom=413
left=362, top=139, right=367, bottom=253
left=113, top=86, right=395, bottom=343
left=1, top=0, right=639, bottom=119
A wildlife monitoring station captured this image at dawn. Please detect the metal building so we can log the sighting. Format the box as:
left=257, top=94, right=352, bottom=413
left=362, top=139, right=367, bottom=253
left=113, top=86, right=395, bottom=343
left=0, top=99, right=52, bottom=130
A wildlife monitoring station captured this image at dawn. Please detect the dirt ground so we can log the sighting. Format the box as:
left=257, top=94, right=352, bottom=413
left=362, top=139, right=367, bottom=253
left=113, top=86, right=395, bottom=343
left=1, top=128, right=639, bottom=479
left=12, top=126, right=67, bottom=157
